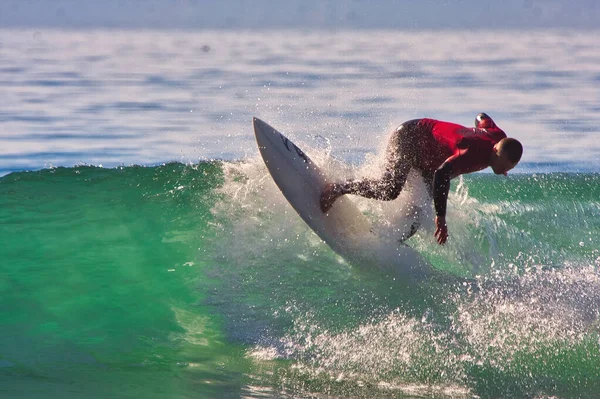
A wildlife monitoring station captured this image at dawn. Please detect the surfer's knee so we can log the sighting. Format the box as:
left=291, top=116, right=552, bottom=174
left=377, top=180, right=403, bottom=201
left=376, top=168, right=410, bottom=201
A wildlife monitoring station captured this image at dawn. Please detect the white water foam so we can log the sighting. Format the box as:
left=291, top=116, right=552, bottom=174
left=245, top=264, right=600, bottom=397
left=211, top=132, right=442, bottom=280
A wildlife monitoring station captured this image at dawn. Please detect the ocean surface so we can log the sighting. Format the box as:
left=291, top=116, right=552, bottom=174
left=1, top=29, right=600, bottom=398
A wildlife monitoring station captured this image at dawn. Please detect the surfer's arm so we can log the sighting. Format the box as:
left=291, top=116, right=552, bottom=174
left=432, top=150, right=464, bottom=245
left=433, top=161, right=452, bottom=219
left=433, top=161, right=451, bottom=245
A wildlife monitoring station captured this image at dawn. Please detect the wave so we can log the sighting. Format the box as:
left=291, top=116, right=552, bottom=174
left=2, top=161, right=599, bottom=283
left=2, top=161, right=600, bottom=397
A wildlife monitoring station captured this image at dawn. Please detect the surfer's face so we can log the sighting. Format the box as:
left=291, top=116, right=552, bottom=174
left=491, top=154, right=518, bottom=176
left=491, top=141, right=520, bottom=176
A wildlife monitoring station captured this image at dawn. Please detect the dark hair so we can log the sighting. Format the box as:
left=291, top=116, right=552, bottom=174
left=498, top=138, right=523, bottom=163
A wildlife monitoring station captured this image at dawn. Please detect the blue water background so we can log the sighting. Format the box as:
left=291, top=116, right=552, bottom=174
left=1, top=28, right=599, bottom=175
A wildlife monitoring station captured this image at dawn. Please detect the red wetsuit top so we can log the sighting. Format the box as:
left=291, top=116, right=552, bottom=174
left=416, top=118, right=506, bottom=176
left=411, top=118, right=506, bottom=217
left=335, top=116, right=507, bottom=218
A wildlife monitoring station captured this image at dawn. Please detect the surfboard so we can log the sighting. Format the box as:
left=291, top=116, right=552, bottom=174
left=253, top=117, right=435, bottom=278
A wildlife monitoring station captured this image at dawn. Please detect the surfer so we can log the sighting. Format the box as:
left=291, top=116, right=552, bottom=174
left=320, top=113, right=523, bottom=245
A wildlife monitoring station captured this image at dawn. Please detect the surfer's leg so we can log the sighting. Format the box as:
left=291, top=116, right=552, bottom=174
left=341, top=164, right=410, bottom=201
left=320, top=182, right=347, bottom=212
left=321, top=162, right=410, bottom=212
left=320, top=120, right=419, bottom=212
left=421, top=171, right=435, bottom=198
left=343, top=121, right=419, bottom=200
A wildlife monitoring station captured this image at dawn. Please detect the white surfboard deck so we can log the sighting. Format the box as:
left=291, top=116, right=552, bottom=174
left=253, top=117, right=435, bottom=278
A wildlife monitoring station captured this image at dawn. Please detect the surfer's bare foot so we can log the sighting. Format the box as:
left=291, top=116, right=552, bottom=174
left=320, top=183, right=344, bottom=213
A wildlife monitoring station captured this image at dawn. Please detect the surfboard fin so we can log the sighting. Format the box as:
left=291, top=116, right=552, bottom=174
left=398, top=205, right=422, bottom=243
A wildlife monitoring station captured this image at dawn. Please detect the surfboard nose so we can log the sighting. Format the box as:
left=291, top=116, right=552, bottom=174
left=253, top=117, right=270, bottom=136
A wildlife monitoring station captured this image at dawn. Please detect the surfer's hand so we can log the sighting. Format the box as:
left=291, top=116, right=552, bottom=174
left=434, top=216, right=448, bottom=245
left=320, top=183, right=344, bottom=213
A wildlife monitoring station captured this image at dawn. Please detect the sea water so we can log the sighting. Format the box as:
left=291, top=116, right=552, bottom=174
left=1, top=29, right=600, bottom=398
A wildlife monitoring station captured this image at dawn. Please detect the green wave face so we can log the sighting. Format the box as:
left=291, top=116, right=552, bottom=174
left=1, top=163, right=600, bottom=398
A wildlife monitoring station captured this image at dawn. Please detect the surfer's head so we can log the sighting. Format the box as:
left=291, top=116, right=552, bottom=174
left=475, top=113, right=497, bottom=129
left=491, top=138, right=523, bottom=175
